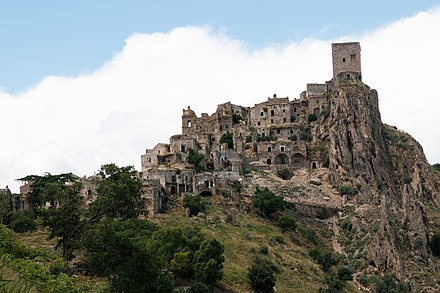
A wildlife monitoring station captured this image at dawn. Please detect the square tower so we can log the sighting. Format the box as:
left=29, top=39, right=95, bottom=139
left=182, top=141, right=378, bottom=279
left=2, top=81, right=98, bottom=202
left=332, top=42, right=361, bottom=79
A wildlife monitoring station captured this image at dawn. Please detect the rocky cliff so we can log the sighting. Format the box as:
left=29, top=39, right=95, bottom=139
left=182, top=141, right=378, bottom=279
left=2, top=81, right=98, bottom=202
left=318, top=77, right=440, bottom=290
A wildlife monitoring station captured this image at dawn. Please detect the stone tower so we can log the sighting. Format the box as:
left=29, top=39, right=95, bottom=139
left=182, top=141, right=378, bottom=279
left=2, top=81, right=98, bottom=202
left=182, top=106, right=196, bottom=134
left=332, top=42, right=361, bottom=80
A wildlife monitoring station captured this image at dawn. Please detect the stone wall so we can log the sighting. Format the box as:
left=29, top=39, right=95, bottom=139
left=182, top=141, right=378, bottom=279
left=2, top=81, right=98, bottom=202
left=332, top=42, right=361, bottom=79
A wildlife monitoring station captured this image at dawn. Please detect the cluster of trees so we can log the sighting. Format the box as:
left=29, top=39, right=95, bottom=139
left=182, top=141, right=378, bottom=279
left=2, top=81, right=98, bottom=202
left=6, top=163, right=224, bottom=292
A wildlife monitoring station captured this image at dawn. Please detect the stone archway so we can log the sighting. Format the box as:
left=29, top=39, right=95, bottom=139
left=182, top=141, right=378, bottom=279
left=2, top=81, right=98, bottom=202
left=275, top=154, right=289, bottom=165
left=200, top=190, right=213, bottom=197
left=292, top=153, right=305, bottom=168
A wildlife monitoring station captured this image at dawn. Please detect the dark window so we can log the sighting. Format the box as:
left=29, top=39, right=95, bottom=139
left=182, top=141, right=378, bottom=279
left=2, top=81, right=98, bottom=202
left=171, top=176, right=176, bottom=183
left=181, top=145, right=186, bottom=152
left=271, top=119, right=273, bottom=123
left=271, top=110, right=274, bottom=116
left=267, top=159, right=272, bottom=165
left=283, top=118, right=287, bottom=123
left=260, top=112, right=264, bottom=116
left=280, top=146, right=285, bottom=152
left=277, top=129, right=280, bottom=134
left=268, top=147, right=272, bottom=152
left=257, top=121, right=261, bottom=126
left=293, top=107, right=297, bottom=112
left=347, top=74, right=350, bottom=79
left=342, top=58, right=346, bottom=62
left=350, top=54, right=356, bottom=61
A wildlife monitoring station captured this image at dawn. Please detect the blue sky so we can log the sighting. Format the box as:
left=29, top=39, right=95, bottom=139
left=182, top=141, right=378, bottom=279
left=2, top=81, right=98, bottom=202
left=1, top=0, right=439, bottom=93
left=1, top=1, right=440, bottom=191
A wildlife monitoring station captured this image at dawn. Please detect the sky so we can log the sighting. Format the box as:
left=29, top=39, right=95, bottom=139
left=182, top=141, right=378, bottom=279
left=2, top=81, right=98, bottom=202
left=1, top=1, right=440, bottom=192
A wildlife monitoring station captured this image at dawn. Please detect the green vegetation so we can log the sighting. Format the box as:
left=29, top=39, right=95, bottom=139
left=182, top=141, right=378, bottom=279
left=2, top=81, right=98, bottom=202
left=248, top=260, right=276, bottom=293
left=8, top=212, right=36, bottom=233
left=432, top=163, right=440, bottom=172
left=232, top=113, right=243, bottom=124
left=183, top=194, right=206, bottom=216
left=338, top=185, right=358, bottom=196
left=429, top=232, right=440, bottom=256
left=276, top=215, right=296, bottom=233
left=187, top=149, right=205, bottom=171
left=252, top=187, right=284, bottom=217
left=276, top=167, right=291, bottom=180
left=220, top=133, right=234, bottom=149
left=307, top=113, right=317, bottom=122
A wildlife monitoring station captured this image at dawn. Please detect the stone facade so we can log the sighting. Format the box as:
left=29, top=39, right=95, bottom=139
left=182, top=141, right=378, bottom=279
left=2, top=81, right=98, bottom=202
left=140, top=42, right=362, bottom=214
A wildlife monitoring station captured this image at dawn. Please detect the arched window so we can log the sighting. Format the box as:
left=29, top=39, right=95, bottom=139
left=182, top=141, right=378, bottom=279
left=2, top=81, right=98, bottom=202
left=187, top=120, right=192, bottom=127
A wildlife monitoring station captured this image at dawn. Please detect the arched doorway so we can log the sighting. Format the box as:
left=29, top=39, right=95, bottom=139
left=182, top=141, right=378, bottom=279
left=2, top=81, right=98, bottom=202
left=292, top=153, right=305, bottom=168
left=275, top=154, right=289, bottom=165
left=200, top=190, right=212, bottom=197
left=170, top=186, right=176, bottom=195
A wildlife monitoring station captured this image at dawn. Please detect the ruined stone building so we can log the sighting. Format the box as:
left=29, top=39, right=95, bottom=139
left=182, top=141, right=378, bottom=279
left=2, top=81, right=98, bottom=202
left=141, top=42, right=362, bottom=214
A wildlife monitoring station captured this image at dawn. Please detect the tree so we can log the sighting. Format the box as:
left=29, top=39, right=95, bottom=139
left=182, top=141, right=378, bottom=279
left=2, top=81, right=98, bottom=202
left=88, top=164, right=143, bottom=220
left=374, top=273, right=408, bottom=293
left=276, top=215, right=297, bottom=233
left=193, top=238, right=225, bottom=285
left=252, top=187, right=284, bottom=217
left=8, top=212, right=36, bottom=233
left=220, top=133, right=234, bottom=149
left=17, top=172, right=83, bottom=262
left=17, top=173, right=78, bottom=216
left=248, top=261, right=276, bottom=293
left=82, top=218, right=171, bottom=292
left=187, top=149, right=205, bottom=172
left=183, top=194, right=206, bottom=216
left=309, top=248, right=338, bottom=272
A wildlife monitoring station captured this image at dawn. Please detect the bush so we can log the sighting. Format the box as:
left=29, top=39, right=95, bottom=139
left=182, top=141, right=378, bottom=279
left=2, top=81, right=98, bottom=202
left=374, top=273, right=408, bottom=293
left=338, top=185, right=358, bottom=196
left=220, top=133, right=234, bottom=149
left=248, top=261, right=276, bottom=293
left=190, top=281, right=211, bottom=293
left=309, top=248, right=338, bottom=272
left=8, top=212, right=36, bottom=233
left=340, top=218, right=353, bottom=232
left=276, top=168, right=291, bottom=180
left=308, top=114, right=317, bottom=122
left=337, top=266, right=353, bottom=281
left=252, top=187, right=284, bottom=217
left=187, top=149, right=205, bottom=171
left=429, top=232, right=440, bottom=256
left=232, top=114, right=243, bottom=124
left=183, top=195, right=206, bottom=216
left=277, top=215, right=297, bottom=233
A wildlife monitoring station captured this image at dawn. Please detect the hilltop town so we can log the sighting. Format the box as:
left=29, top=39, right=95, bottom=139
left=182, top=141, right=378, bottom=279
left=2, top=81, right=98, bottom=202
left=139, top=42, right=362, bottom=213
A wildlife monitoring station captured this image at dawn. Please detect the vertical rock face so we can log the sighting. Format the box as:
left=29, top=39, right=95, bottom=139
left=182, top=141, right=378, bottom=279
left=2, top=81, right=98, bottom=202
left=320, top=77, right=440, bottom=288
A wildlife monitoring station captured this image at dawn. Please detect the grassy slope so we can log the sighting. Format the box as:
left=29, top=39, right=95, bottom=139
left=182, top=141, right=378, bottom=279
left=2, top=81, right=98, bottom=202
left=153, top=196, right=358, bottom=292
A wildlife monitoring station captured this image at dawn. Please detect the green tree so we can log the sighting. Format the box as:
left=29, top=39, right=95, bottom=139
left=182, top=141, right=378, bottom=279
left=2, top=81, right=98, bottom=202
left=309, top=248, right=338, bottom=272
left=8, top=212, right=36, bottom=233
left=232, top=113, right=243, bottom=124
left=432, top=163, right=440, bottom=172
left=248, top=261, right=276, bottom=293
left=82, top=218, right=171, bottom=292
left=183, top=194, right=206, bottom=216
left=307, top=114, right=317, bottom=122
left=220, top=133, right=234, bottom=149
left=171, top=251, right=192, bottom=278
left=193, top=238, right=225, bottom=285
left=88, top=164, right=143, bottom=220
left=252, top=187, right=284, bottom=217
left=276, top=215, right=297, bottom=233
left=17, top=173, right=78, bottom=216
left=41, top=180, right=84, bottom=262
left=187, top=149, right=205, bottom=172
left=374, top=273, right=408, bottom=293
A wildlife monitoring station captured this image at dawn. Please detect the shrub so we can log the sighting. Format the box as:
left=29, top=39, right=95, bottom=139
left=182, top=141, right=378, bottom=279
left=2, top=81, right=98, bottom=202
left=276, top=168, right=291, bottom=180
left=338, top=185, right=358, bottom=196
left=308, top=114, right=317, bottom=122
left=8, top=212, right=36, bottom=233
left=277, top=215, right=297, bottom=233
left=183, top=195, right=206, bottom=216
left=220, top=133, right=234, bottom=149
left=374, top=273, right=408, bottom=293
left=433, top=163, right=440, bottom=172
left=429, top=232, right=440, bottom=256
left=340, top=218, right=353, bottom=232
left=248, top=261, right=276, bottom=293
left=337, top=266, right=353, bottom=281
left=232, top=114, right=243, bottom=124
left=187, top=149, right=205, bottom=171
left=252, top=187, right=284, bottom=217
left=309, top=248, right=338, bottom=272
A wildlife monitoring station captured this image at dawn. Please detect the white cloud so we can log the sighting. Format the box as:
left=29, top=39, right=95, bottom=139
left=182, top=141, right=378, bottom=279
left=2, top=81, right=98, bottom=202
left=1, top=8, right=440, bottom=192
